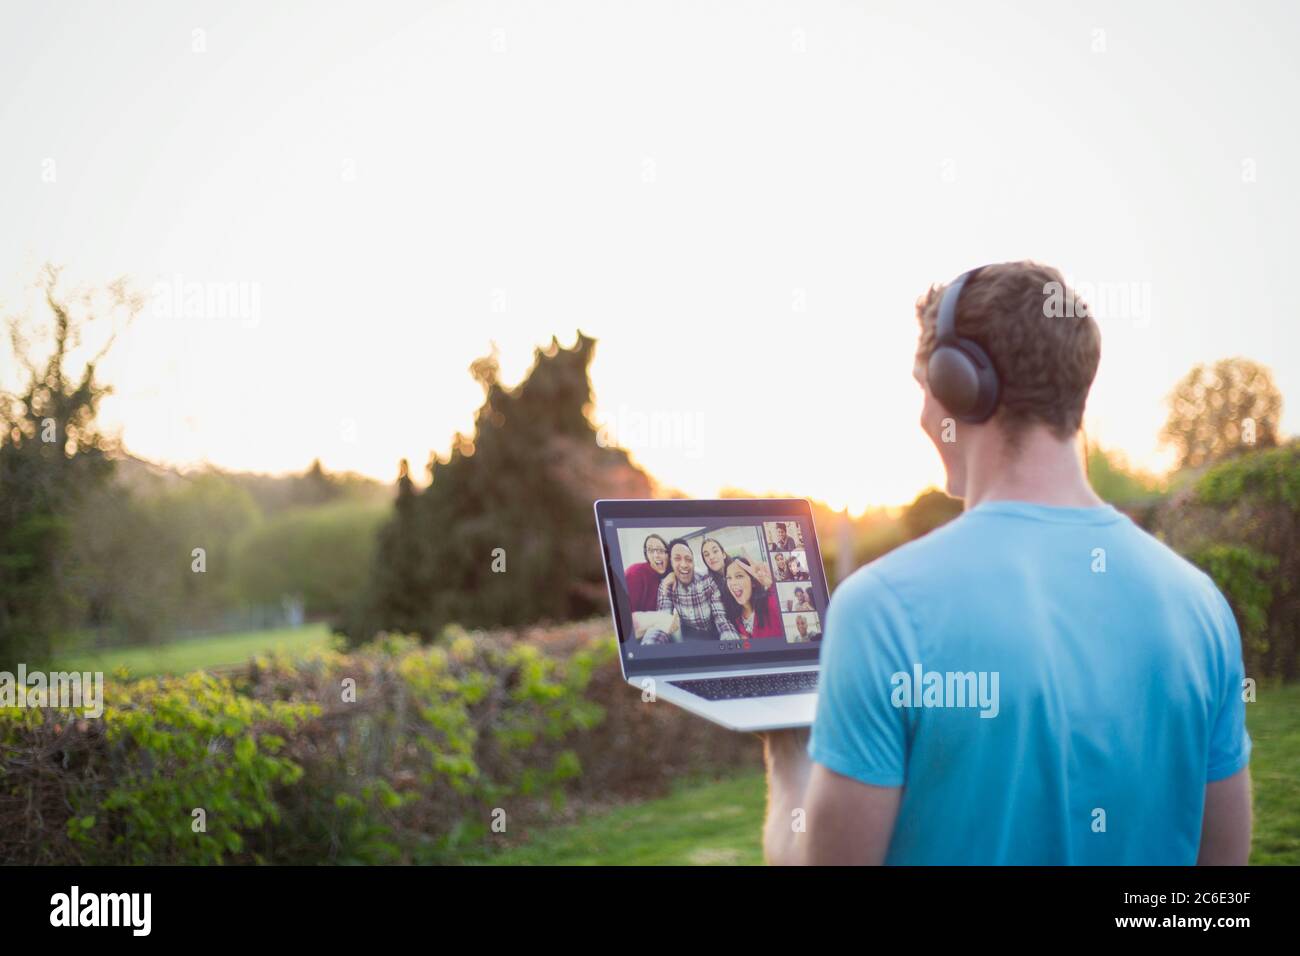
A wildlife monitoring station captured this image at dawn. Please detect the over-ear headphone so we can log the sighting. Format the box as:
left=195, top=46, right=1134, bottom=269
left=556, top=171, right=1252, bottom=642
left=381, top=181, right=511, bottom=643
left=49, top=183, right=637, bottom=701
left=926, top=267, right=1001, bottom=423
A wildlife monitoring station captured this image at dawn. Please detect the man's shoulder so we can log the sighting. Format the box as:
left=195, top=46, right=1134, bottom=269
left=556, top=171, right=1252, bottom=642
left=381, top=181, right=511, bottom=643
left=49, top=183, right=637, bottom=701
left=853, top=504, right=1227, bottom=617
left=1116, top=521, right=1229, bottom=616
left=861, top=510, right=982, bottom=585
left=828, top=559, right=914, bottom=618
left=829, top=522, right=964, bottom=614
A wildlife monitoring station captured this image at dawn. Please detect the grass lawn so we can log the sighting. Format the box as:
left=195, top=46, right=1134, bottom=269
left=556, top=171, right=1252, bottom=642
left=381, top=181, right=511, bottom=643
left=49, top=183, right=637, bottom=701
left=55, top=623, right=336, bottom=679
left=1245, top=680, right=1300, bottom=864
left=476, top=773, right=767, bottom=866
left=481, top=681, right=1300, bottom=866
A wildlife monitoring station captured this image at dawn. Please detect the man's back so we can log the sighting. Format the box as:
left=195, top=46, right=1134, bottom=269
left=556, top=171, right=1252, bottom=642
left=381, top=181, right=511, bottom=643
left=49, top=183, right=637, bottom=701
left=809, top=501, right=1251, bottom=864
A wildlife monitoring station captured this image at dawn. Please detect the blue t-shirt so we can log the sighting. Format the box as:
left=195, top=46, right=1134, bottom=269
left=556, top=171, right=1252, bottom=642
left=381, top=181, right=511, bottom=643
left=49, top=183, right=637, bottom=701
left=809, top=500, right=1251, bottom=865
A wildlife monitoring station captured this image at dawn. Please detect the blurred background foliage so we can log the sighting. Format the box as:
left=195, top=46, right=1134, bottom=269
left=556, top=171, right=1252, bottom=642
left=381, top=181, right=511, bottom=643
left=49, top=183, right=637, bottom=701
left=1, top=269, right=1296, bottom=865
left=1, top=270, right=1293, bottom=682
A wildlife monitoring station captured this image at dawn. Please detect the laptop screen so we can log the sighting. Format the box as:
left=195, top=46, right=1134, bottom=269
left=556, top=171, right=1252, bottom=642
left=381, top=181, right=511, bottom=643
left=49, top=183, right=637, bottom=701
left=597, top=500, right=827, bottom=676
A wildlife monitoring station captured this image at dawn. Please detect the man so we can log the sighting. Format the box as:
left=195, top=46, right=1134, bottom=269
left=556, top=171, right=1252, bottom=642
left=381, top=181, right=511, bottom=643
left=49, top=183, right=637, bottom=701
left=763, top=261, right=1252, bottom=865
left=646, top=539, right=740, bottom=643
left=792, top=614, right=820, bottom=643
left=770, top=523, right=798, bottom=552
left=772, top=551, right=791, bottom=582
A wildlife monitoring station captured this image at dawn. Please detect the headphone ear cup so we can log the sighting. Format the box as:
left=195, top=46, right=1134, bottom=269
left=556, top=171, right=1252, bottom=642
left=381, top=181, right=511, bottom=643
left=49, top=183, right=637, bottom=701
left=927, top=340, right=1000, bottom=423
left=927, top=344, right=982, bottom=419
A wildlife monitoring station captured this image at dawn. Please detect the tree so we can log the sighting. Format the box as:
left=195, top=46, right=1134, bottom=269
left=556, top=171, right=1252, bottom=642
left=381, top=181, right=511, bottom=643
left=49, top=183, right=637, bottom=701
left=901, top=489, right=963, bottom=540
left=1086, top=443, right=1162, bottom=506
left=349, top=333, right=651, bottom=643
left=1161, top=358, right=1283, bottom=470
left=359, top=459, right=435, bottom=637
left=0, top=266, right=140, bottom=664
left=232, top=498, right=387, bottom=620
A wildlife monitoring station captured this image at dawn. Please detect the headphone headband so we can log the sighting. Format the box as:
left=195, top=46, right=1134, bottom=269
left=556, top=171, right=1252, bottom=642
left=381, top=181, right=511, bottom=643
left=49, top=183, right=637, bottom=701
left=936, top=267, right=981, bottom=344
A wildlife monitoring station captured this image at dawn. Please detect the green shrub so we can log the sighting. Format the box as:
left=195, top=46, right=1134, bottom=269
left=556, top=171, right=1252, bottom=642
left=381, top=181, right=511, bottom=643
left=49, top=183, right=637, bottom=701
left=1187, top=545, right=1276, bottom=660
left=1196, top=443, right=1300, bottom=510
left=0, top=622, right=758, bottom=864
left=85, top=673, right=314, bottom=864
left=0, top=672, right=315, bottom=864
left=1156, top=441, right=1300, bottom=680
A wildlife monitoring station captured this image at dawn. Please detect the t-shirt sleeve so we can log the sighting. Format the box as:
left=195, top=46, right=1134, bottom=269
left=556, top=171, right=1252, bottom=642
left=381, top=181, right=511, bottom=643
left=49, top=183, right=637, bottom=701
left=1206, top=586, right=1252, bottom=782
left=807, top=568, right=917, bottom=788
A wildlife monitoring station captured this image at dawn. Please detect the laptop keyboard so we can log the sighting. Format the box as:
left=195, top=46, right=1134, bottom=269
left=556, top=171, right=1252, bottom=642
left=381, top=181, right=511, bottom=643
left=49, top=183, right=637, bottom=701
left=670, top=671, right=819, bottom=701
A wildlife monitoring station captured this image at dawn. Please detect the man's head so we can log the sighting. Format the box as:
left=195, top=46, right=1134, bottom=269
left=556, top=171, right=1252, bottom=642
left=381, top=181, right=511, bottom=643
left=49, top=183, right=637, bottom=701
left=667, top=539, right=695, bottom=585
left=912, top=261, right=1100, bottom=498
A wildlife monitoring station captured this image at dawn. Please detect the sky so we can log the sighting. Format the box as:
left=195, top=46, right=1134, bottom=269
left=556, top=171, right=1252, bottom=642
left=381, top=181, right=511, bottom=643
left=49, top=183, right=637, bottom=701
left=2, top=0, right=1297, bottom=511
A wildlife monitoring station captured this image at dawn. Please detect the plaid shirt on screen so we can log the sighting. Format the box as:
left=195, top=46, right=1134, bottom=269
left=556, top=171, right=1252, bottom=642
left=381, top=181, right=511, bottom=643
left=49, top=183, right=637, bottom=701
left=654, top=571, right=739, bottom=641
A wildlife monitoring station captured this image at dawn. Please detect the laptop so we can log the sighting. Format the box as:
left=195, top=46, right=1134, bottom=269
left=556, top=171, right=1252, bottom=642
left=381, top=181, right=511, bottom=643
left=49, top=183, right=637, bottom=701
left=594, top=498, right=827, bottom=731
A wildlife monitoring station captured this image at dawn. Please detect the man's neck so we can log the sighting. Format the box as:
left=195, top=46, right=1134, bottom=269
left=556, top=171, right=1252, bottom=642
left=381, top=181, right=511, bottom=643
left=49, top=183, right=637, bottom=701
left=962, top=426, right=1104, bottom=510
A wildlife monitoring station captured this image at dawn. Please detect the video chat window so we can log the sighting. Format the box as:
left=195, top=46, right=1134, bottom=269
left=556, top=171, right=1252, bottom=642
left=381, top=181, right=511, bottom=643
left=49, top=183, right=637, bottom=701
left=615, top=521, right=821, bottom=647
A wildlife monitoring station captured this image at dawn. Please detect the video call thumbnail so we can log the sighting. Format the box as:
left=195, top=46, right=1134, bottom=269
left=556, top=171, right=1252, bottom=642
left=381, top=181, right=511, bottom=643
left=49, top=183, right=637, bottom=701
left=616, top=521, right=821, bottom=647
left=782, top=611, right=821, bottom=643
left=776, top=581, right=816, bottom=613
left=764, top=521, right=803, bottom=552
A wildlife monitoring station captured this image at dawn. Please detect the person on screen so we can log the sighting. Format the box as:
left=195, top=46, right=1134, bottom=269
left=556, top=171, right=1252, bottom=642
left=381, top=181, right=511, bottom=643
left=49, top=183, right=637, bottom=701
left=627, top=533, right=680, bottom=642
left=700, top=536, right=742, bottom=621
left=764, top=522, right=795, bottom=554
left=643, top=539, right=739, bottom=643
left=769, top=523, right=798, bottom=552
left=792, top=587, right=814, bottom=612
left=772, top=551, right=791, bottom=583
left=761, top=261, right=1251, bottom=866
left=625, top=534, right=670, bottom=612
left=724, top=556, right=783, bottom=639
left=791, top=614, right=819, bottom=642
left=786, top=554, right=810, bottom=581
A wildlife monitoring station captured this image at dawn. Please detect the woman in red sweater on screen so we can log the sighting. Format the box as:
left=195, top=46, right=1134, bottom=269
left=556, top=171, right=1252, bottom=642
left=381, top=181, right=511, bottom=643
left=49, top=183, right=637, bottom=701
left=624, top=534, right=670, bottom=611
left=723, top=556, right=783, bottom=639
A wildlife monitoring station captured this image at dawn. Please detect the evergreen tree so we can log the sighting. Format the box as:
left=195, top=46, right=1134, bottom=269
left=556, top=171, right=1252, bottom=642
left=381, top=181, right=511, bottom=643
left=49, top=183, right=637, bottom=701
left=0, top=267, right=138, bottom=664
left=363, top=459, right=435, bottom=636
left=350, top=334, right=650, bottom=643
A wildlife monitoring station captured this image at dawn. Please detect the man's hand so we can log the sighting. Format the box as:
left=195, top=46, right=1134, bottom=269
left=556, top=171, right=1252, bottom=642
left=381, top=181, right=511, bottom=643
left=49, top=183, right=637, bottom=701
left=759, top=728, right=813, bottom=865
left=760, top=727, right=811, bottom=766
